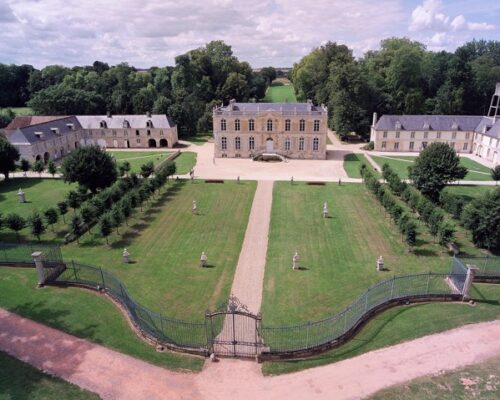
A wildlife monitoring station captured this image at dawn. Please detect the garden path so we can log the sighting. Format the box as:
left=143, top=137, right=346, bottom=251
left=2, top=308, right=500, bottom=400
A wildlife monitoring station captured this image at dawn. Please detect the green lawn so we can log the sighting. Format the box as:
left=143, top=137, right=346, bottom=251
left=0, top=350, right=100, bottom=400
left=262, top=183, right=483, bottom=326
left=174, top=152, right=197, bottom=174
left=1, top=106, right=34, bottom=116
left=369, top=351, right=500, bottom=399
left=263, top=283, right=500, bottom=375
left=107, top=151, right=171, bottom=173
left=61, top=180, right=256, bottom=321
left=343, top=153, right=379, bottom=178
left=0, top=268, right=203, bottom=372
left=371, top=155, right=493, bottom=181
left=183, top=135, right=212, bottom=146
left=443, top=185, right=496, bottom=202
left=263, top=83, right=297, bottom=103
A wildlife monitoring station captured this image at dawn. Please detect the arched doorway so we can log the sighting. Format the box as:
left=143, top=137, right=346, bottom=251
left=124, top=139, right=130, bottom=148
left=148, top=138, right=157, bottom=148
left=266, top=138, right=274, bottom=152
left=35, top=154, right=41, bottom=162
left=43, top=152, right=50, bottom=163
left=159, top=138, right=168, bottom=148
left=75, top=141, right=79, bottom=148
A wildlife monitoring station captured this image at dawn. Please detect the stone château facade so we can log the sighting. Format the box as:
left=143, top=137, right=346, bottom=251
left=370, top=83, right=500, bottom=165
left=213, top=100, right=328, bottom=159
left=5, top=113, right=178, bottom=164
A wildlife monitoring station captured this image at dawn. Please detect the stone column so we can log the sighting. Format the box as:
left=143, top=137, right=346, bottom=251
left=462, top=264, right=479, bottom=301
left=32, top=251, right=45, bottom=287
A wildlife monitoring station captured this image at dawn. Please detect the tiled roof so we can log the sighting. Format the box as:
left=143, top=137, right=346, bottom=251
left=8, top=116, right=82, bottom=145
left=219, top=102, right=326, bottom=113
left=475, top=117, right=500, bottom=139
left=75, top=115, right=172, bottom=129
left=5, top=116, right=68, bottom=130
left=375, top=115, right=483, bottom=131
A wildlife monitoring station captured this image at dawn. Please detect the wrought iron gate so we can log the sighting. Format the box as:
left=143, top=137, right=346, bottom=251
left=206, top=295, right=262, bottom=358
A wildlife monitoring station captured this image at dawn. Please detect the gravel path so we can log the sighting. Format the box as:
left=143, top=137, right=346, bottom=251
left=2, top=308, right=500, bottom=400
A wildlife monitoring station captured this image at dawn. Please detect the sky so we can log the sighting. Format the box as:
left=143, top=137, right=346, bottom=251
left=0, top=0, right=499, bottom=69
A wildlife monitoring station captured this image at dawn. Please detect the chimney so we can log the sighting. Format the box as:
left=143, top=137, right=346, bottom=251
left=229, top=99, right=236, bottom=111
left=372, top=112, right=378, bottom=127
left=306, top=99, right=312, bottom=112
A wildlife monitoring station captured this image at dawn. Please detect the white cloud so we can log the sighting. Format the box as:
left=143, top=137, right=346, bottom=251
left=451, top=15, right=494, bottom=31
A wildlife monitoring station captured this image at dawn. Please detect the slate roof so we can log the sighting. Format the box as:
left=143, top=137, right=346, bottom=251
left=475, top=117, right=500, bottom=139
left=8, top=116, right=82, bottom=145
left=75, top=114, right=173, bottom=129
left=218, top=102, right=326, bottom=113
left=375, top=115, right=483, bottom=132
left=5, top=116, right=68, bottom=131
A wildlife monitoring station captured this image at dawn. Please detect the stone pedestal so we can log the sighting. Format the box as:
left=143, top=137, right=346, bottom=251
left=200, top=252, right=208, bottom=268
left=292, top=252, right=300, bottom=270
left=122, top=248, right=130, bottom=264
left=462, top=264, right=479, bottom=300
left=192, top=200, right=198, bottom=214
left=32, top=251, right=45, bottom=287
left=323, top=202, right=328, bottom=218
left=376, top=256, right=384, bottom=271
left=17, top=189, right=26, bottom=203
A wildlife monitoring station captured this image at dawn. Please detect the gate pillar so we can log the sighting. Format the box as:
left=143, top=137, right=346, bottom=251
left=462, top=264, right=479, bottom=301
left=32, top=251, right=45, bottom=287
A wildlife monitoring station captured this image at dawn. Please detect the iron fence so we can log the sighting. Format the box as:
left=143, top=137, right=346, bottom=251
left=54, top=261, right=208, bottom=351
left=455, top=256, right=500, bottom=279
left=0, top=242, right=63, bottom=266
left=261, top=272, right=463, bottom=353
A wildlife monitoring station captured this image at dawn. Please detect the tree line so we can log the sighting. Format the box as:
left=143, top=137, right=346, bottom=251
left=291, top=38, right=500, bottom=139
left=0, top=41, right=275, bottom=135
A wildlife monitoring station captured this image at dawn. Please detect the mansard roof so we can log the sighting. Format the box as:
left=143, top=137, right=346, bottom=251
left=216, top=102, right=327, bottom=115
left=375, top=115, right=483, bottom=132
left=75, top=114, right=173, bottom=129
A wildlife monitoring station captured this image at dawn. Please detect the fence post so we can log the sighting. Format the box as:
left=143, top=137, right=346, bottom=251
left=99, top=267, right=105, bottom=290
left=426, top=272, right=431, bottom=294
left=390, top=276, right=395, bottom=299
left=305, top=321, right=311, bottom=349
left=160, top=314, right=165, bottom=339
left=462, top=265, right=479, bottom=301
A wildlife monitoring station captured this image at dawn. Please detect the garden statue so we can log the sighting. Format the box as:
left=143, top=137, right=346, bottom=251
left=377, top=255, right=384, bottom=271
left=192, top=200, right=197, bottom=214
left=237, top=176, right=240, bottom=184
left=17, top=188, right=26, bottom=203
left=291, top=176, right=294, bottom=184
left=200, top=252, right=208, bottom=268
left=293, top=252, right=300, bottom=270
left=123, top=248, right=130, bottom=264
left=323, top=202, right=328, bottom=218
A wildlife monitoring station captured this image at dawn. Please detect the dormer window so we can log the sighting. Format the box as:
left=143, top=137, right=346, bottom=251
left=146, top=120, right=153, bottom=128
left=395, top=121, right=402, bottom=130
left=34, top=131, right=43, bottom=139
left=123, top=120, right=130, bottom=129
left=423, top=122, right=431, bottom=130
left=100, top=120, right=107, bottom=129
left=451, top=122, right=459, bottom=130
left=50, top=128, right=59, bottom=135
left=66, top=123, right=74, bottom=130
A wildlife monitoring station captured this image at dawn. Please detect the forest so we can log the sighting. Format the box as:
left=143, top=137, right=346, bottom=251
left=1, top=38, right=499, bottom=138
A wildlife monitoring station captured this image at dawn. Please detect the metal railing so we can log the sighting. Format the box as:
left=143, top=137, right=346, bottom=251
left=0, top=242, right=63, bottom=267
left=455, top=256, right=500, bottom=280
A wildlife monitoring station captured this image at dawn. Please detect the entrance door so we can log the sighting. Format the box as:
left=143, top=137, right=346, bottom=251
left=266, top=138, right=274, bottom=152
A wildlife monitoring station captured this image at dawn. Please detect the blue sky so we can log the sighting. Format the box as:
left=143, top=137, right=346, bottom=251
left=0, top=0, right=498, bottom=68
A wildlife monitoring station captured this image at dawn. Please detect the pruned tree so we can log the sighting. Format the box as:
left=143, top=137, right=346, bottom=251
left=44, top=208, right=59, bottom=232
left=28, top=211, right=46, bottom=241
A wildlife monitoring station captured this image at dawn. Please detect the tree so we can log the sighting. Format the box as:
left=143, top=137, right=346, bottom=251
left=140, top=161, right=155, bottom=178
left=66, top=190, right=81, bottom=215
left=44, top=208, right=59, bottom=232
left=20, top=159, right=31, bottom=174
left=57, top=201, right=68, bottom=223
left=33, top=160, right=44, bottom=176
left=80, top=205, right=96, bottom=233
left=438, top=221, right=455, bottom=246
left=99, top=213, right=112, bottom=245
left=70, top=216, right=82, bottom=244
left=61, top=146, right=117, bottom=193
left=118, top=161, right=131, bottom=177
left=0, top=136, right=20, bottom=179
left=47, top=160, right=57, bottom=177
left=491, top=165, right=500, bottom=185
left=6, top=213, right=25, bottom=242
left=404, top=221, right=417, bottom=251
left=110, top=206, right=123, bottom=234
left=120, top=197, right=132, bottom=225
left=409, top=143, right=467, bottom=201
left=462, top=188, right=500, bottom=249
left=28, top=211, right=46, bottom=241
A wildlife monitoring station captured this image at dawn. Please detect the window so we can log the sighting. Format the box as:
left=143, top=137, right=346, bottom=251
left=160, top=130, right=164, bottom=136
left=123, top=120, right=130, bottom=129
left=112, top=130, right=117, bottom=137
left=313, top=137, right=319, bottom=151
left=235, top=119, right=240, bottom=131
left=146, top=120, right=153, bottom=128
left=124, top=130, right=128, bottom=136
left=299, top=119, right=305, bottom=131
left=147, top=130, right=151, bottom=136
left=424, top=131, right=428, bottom=139
left=411, top=131, right=415, bottom=138
left=100, top=120, right=107, bottom=128
left=136, top=138, right=140, bottom=143
left=285, top=138, right=291, bottom=151
left=396, top=131, right=400, bottom=139
left=299, top=137, right=305, bottom=151
left=463, top=142, right=468, bottom=151
left=267, top=119, right=273, bottom=132
left=450, top=142, right=455, bottom=149
left=249, top=137, right=255, bottom=150
left=465, top=132, right=470, bottom=139
left=422, top=141, right=428, bottom=149
left=452, top=131, right=457, bottom=139
left=314, top=120, right=320, bottom=132
left=221, top=119, right=226, bottom=131
left=381, top=141, right=387, bottom=149
left=136, top=130, right=140, bottom=136
left=383, top=131, right=388, bottom=138
left=394, top=142, right=399, bottom=150
left=221, top=137, right=227, bottom=150
left=249, top=119, right=254, bottom=131
left=235, top=137, right=240, bottom=150
left=409, top=141, right=414, bottom=150
left=285, top=119, right=291, bottom=131
left=437, top=131, right=441, bottom=139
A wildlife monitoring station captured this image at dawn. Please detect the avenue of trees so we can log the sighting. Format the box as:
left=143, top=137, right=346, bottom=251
left=0, top=41, right=270, bottom=135
left=291, top=38, right=500, bottom=139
